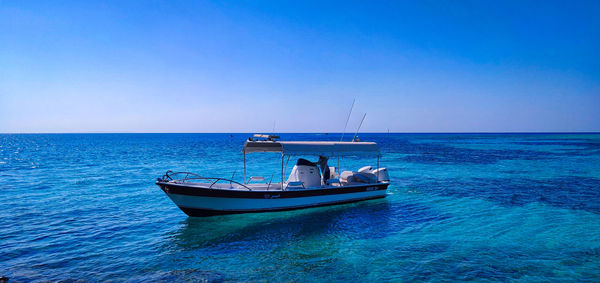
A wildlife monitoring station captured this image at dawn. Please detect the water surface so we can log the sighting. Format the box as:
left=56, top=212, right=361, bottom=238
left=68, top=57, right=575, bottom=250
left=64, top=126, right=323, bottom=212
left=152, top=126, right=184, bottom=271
left=1, top=133, right=599, bottom=281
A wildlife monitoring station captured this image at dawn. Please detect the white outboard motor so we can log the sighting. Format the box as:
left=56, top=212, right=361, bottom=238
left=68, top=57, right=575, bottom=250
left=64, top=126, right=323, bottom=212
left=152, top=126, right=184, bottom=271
left=286, top=159, right=321, bottom=188
left=358, top=166, right=373, bottom=173
left=372, top=168, right=390, bottom=182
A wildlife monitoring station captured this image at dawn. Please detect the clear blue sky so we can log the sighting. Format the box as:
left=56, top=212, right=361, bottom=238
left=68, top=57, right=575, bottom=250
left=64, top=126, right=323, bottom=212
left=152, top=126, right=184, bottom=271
left=1, top=0, right=599, bottom=133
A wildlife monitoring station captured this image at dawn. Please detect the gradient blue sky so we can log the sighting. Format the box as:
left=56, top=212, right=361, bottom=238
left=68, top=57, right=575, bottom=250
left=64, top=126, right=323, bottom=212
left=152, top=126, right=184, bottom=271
left=1, top=0, right=599, bottom=133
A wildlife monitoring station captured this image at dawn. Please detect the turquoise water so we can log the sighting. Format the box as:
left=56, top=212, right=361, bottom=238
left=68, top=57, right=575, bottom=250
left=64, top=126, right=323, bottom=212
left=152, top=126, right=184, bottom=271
left=1, top=133, right=599, bottom=281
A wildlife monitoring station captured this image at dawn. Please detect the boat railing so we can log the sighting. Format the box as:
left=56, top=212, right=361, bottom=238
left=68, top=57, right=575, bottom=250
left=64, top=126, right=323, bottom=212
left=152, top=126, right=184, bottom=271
left=160, top=170, right=252, bottom=191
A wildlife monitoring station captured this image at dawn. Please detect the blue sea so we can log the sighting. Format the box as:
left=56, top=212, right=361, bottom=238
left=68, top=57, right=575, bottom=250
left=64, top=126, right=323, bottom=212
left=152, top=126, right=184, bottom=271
left=1, top=133, right=599, bottom=281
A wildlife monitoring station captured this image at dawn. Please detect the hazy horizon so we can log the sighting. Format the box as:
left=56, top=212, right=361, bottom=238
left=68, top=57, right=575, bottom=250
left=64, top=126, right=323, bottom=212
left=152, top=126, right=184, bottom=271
left=2, top=131, right=599, bottom=135
left=1, top=1, right=599, bottom=133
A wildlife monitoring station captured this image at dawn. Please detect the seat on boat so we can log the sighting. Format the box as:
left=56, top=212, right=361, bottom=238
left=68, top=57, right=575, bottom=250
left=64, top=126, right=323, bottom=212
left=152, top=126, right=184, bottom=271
left=247, top=176, right=267, bottom=184
left=340, top=171, right=353, bottom=185
left=286, top=181, right=306, bottom=190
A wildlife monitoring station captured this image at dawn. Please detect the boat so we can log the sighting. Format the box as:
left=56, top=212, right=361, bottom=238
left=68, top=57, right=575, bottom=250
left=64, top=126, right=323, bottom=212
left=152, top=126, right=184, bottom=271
left=156, top=134, right=390, bottom=217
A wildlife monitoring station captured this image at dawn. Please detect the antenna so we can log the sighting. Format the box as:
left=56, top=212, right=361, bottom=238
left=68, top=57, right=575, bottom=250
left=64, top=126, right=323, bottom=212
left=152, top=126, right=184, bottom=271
left=352, top=113, right=367, bottom=142
left=230, top=168, right=236, bottom=185
left=340, top=99, right=355, bottom=141
left=271, top=120, right=276, bottom=135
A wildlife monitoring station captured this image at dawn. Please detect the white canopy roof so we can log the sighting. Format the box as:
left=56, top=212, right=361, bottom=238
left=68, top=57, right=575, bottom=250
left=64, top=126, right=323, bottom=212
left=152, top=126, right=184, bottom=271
left=243, top=141, right=380, bottom=156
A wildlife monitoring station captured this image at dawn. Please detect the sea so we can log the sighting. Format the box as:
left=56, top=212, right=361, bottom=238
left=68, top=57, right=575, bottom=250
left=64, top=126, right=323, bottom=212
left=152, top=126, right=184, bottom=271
left=1, top=133, right=599, bottom=281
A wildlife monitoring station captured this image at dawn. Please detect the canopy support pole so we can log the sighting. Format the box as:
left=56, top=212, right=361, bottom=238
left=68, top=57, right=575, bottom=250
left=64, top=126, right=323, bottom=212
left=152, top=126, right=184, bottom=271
left=377, top=154, right=380, bottom=180
left=243, top=150, right=246, bottom=184
left=281, top=153, right=285, bottom=190
left=284, top=155, right=291, bottom=176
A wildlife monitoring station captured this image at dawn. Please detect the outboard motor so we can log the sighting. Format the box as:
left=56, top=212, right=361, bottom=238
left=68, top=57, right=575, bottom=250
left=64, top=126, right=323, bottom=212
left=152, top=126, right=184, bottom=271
left=358, top=166, right=373, bottom=173
left=372, top=168, right=390, bottom=182
left=286, top=159, right=322, bottom=188
left=358, top=166, right=389, bottom=183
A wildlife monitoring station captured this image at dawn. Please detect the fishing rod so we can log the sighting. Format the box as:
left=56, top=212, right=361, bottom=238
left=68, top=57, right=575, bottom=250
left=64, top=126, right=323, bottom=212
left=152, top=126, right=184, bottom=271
left=340, top=99, right=355, bottom=141
left=352, top=113, right=367, bottom=142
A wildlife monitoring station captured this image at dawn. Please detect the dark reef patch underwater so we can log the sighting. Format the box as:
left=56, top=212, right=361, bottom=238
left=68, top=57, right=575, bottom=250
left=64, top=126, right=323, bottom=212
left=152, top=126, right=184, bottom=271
left=1, top=133, right=599, bottom=281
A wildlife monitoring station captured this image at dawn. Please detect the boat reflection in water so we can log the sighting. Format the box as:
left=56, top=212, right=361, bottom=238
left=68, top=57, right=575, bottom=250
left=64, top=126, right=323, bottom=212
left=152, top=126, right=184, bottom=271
left=165, top=198, right=399, bottom=251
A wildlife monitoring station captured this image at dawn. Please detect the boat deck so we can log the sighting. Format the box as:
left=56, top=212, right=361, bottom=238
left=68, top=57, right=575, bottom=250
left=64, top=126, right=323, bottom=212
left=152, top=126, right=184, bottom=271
left=167, top=181, right=381, bottom=191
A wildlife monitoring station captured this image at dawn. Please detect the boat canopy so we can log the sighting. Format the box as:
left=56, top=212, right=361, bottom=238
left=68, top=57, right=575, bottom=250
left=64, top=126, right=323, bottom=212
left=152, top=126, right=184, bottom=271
left=243, top=141, right=380, bottom=156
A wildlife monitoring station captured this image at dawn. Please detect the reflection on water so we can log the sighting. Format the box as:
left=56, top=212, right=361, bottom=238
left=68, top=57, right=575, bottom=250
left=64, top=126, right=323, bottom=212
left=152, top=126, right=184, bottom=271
left=153, top=198, right=452, bottom=281
left=168, top=199, right=398, bottom=249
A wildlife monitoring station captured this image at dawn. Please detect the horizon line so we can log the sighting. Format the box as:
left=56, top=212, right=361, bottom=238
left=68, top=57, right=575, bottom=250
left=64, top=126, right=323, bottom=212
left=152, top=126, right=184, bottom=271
left=2, top=131, right=599, bottom=134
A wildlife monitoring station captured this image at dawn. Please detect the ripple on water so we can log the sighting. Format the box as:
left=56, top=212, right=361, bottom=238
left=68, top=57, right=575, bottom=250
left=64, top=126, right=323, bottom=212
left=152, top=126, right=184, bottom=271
left=1, top=133, right=599, bottom=281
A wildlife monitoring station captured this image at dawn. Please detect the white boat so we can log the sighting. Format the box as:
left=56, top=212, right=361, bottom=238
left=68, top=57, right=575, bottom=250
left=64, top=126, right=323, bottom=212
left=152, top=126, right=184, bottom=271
left=156, top=134, right=390, bottom=217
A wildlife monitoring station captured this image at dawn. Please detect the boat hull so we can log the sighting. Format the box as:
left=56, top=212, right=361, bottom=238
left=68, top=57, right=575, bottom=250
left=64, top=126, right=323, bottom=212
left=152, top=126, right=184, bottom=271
left=157, top=182, right=389, bottom=217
